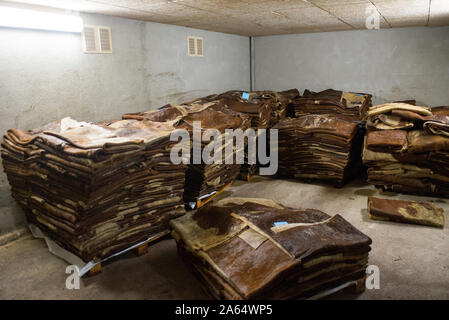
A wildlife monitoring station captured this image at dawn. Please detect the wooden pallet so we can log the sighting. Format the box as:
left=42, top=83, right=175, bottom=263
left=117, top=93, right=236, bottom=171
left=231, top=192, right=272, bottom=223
left=196, top=181, right=233, bottom=209
left=349, top=277, right=366, bottom=294
left=238, top=172, right=252, bottom=182
left=339, top=277, right=366, bottom=295
left=310, top=277, right=366, bottom=300
left=87, top=230, right=170, bottom=276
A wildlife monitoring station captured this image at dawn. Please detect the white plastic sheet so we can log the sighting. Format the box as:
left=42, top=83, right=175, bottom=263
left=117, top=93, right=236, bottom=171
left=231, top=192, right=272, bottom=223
left=29, top=224, right=167, bottom=277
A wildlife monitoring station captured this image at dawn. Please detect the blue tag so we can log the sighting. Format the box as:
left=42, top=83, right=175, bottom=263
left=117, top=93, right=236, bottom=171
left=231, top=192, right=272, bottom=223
left=273, top=221, right=288, bottom=227
left=242, top=92, right=250, bottom=100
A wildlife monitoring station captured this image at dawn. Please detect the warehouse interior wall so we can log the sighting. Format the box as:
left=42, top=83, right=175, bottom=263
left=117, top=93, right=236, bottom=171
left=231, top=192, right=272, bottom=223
left=0, top=12, right=250, bottom=237
left=254, top=26, right=449, bottom=107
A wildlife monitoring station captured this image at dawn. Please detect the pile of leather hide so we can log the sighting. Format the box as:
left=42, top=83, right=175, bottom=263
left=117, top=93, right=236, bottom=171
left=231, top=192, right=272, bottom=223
left=363, top=103, right=449, bottom=197
left=273, top=114, right=364, bottom=186
left=215, top=90, right=298, bottom=128
left=292, top=89, right=372, bottom=121
left=1, top=117, right=187, bottom=262
left=123, top=101, right=250, bottom=205
left=214, top=89, right=300, bottom=178
left=170, top=197, right=372, bottom=300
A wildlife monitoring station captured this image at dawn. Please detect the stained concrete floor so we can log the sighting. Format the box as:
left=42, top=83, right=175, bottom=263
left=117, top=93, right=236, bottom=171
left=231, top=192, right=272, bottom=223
left=0, top=177, right=448, bottom=299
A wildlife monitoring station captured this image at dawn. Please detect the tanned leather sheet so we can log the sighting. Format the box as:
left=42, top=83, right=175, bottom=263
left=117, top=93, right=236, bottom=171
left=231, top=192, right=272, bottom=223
left=368, top=197, right=445, bottom=228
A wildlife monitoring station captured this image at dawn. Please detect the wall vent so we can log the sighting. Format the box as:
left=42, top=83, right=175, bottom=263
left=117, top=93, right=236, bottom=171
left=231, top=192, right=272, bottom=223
left=188, top=36, right=196, bottom=56
left=99, top=27, right=112, bottom=53
left=83, top=25, right=112, bottom=54
left=83, top=26, right=97, bottom=52
left=187, top=36, right=203, bottom=57
left=196, top=38, right=203, bottom=56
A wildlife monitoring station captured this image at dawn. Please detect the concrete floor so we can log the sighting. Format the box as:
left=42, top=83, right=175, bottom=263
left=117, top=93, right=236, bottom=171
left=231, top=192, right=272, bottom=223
left=0, top=177, right=448, bottom=299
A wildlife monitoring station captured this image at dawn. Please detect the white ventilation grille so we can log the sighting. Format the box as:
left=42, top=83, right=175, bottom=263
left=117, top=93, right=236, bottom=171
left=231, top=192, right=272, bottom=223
left=196, top=38, right=203, bottom=56
left=188, top=37, right=196, bottom=56
left=99, top=27, right=112, bottom=52
left=83, top=26, right=97, bottom=52
left=187, top=36, right=203, bottom=57
left=83, top=25, right=112, bottom=54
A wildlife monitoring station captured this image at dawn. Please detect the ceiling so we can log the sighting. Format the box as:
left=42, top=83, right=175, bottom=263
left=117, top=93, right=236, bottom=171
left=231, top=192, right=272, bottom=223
left=4, top=0, right=449, bottom=36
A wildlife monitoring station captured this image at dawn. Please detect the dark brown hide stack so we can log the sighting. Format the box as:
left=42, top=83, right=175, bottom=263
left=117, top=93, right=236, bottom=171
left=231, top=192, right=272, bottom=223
left=363, top=103, right=449, bottom=197
left=1, top=117, right=187, bottom=262
left=170, top=197, right=372, bottom=299
left=292, top=89, right=372, bottom=122
left=123, top=101, right=251, bottom=205
left=273, top=114, right=363, bottom=186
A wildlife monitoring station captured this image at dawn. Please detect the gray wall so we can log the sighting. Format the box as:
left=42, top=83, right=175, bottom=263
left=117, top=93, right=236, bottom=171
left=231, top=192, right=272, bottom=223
left=0, top=13, right=250, bottom=236
left=254, top=26, right=449, bottom=106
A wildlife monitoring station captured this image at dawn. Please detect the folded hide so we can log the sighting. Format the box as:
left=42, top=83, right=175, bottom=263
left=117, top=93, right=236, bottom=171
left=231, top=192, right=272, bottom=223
left=366, top=103, right=431, bottom=130
left=390, top=109, right=424, bottom=121
left=424, top=121, right=449, bottom=137
left=292, top=89, right=372, bottom=121
left=367, top=197, right=445, bottom=228
left=367, top=103, right=432, bottom=118
left=407, top=130, right=449, bottom=153
left=365, top=130, right=408, bottom=152
left=367, top=114, right=414, bottom=130
left=170, top=197, right=372, bottom=300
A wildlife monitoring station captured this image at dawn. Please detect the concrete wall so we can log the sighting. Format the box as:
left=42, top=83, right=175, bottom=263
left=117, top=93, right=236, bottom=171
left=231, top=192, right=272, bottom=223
left=0, top=13, right=250, bottom=236
left=144, top=22, right=250, bottom=107
left=254, top=26, right=449, bottom=106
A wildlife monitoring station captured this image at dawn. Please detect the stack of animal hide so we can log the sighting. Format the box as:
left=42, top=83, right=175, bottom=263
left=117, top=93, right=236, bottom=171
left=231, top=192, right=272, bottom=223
left=170, top=197, right=372, bottom=300
left=273, top=114, right=364, bottom=186
left=214, top=89, right=299, bottom=178
left=1, top=117, right=187, bottom=262
left=363, top=103, right=449, bottom=197
left=123, top=102, right=250, bottom=206
left=292, top=89, right=372, bottom=121
left=215, top=90, right=295, bottom=128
